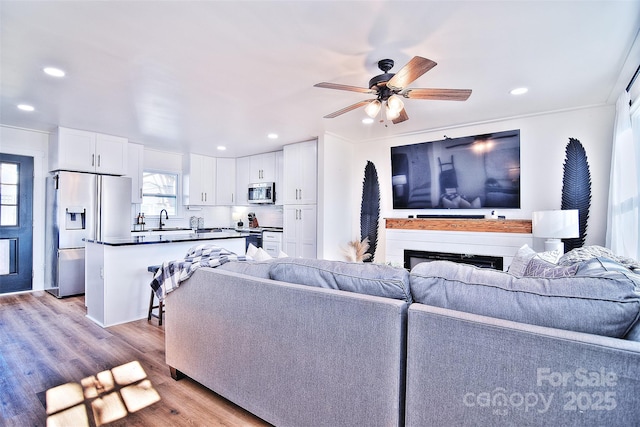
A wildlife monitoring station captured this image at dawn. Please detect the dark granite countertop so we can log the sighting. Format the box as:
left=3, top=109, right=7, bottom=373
left=85, top=231, right=249, bottom=246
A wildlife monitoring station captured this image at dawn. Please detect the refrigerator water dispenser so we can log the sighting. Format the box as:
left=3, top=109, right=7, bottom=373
left=65, top=207, right=86, bottom=230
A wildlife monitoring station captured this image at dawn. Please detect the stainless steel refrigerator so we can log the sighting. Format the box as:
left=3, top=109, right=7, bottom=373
left=45, top=171, right=131, bottom=297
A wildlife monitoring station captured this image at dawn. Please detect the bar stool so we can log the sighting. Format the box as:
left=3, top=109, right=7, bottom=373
left=148, top=265, right=164, bottom=325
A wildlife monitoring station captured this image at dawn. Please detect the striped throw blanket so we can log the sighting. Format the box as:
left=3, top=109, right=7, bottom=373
left=150, top=244, right=247, bottom=301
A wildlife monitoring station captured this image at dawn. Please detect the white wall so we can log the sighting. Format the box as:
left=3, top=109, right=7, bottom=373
left=318, top=133, right=356, bottom=260
left=346, top=105, right=615, bottom=261
left=0, top=126, right=50, bottom=290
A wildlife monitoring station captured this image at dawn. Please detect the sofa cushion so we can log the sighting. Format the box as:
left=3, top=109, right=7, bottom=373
left=216, top=260, right=273, bottom=279
left=410, top=260, right=640, bottom=338
left=269, top=258, right=412, bottom=303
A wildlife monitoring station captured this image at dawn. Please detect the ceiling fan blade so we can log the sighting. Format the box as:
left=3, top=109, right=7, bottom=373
left=314, top=82, right=375, bottom=94
left=386, top=56, right=437, bottom=90
left=323, top=100, right=375, bottom=118
left=403, top=88, right=472, bottom=101
left=392, top=108, right=409, bottom=124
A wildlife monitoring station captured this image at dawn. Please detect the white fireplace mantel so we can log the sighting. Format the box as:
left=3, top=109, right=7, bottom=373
left=385, top=219, right=533, bottom=271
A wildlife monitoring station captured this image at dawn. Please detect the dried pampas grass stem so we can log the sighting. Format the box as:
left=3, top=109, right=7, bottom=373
left=342, top=237, right=372, bottom=263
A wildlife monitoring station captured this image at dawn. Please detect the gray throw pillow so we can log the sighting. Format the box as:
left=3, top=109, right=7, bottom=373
left=410, top=260, right=640, bottom=338
left=269, top=258, right=412, bottom=303
left=523, top=257, right=579, bottom=277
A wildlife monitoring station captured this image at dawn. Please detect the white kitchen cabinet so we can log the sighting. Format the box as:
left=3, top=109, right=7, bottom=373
left=184, top=153, right=216, bottom=206
left=127, top=143, right=144, bottom=203
left=262, top=230, right=283, bottom=258
left=283, top=204, right=317, bottom=259
left=236, top=152, right=281, bottom=205
left=275, top=150, right=284, bottom=205
left=283, top=140, right=317, bottom=204
left=249, top=152, right=276, bottom=183
left=216, top=158, right=236, bottom=205
left=235, top=156, right=251, bottom=205
left=49, top=127, right=128, bottom=175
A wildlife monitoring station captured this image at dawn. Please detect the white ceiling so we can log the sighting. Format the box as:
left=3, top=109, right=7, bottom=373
left=1, top=1, right=639, bottom=158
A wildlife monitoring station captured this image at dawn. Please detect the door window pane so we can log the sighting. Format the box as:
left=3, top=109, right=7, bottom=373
left=0, top=238, right=17, bottom=275
left=1, top=163, right=18, bottom=184
left=0, top=162, right=19, bottom=226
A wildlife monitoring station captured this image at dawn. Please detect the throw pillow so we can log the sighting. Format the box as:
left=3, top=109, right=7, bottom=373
left=507, top=244, right=536, bottom=276
left=409, top=260, right=640, bottom=338
left=559, top=245, right=640, bottom=270
left=523, top=257, right=579, bottom=278
left=269, top=258, right=412, bottom=303
left=246, top=243, right=260, bottom=258
left=508, top=245, right=568, bottom=278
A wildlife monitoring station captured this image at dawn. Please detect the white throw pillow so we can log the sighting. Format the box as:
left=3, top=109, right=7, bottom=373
left=253, top=247, right=273, bottom=262
left=246, top=243, right=260, bottom=258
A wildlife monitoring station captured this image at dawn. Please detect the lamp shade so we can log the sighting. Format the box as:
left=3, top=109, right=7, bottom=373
left=532, top=210, right=579, bottom=238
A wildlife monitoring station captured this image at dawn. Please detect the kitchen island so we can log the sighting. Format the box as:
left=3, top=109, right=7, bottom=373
left=85, top=231, right=248, bottom=327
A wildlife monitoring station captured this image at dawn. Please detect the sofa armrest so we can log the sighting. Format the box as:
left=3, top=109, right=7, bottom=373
left=406, top=304, right=640, bottom=426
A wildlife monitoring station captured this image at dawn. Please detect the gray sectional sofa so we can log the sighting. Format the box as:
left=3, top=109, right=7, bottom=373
left=164, top=255, right=640, bottom=427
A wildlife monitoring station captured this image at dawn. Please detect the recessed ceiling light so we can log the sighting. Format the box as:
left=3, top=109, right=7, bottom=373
left=17, top=104, right=35, bottom=112
left=510, top=87, right=528, bottom=95
left=44, top=67, right=66, bottom=77
left=217, top=146, right=226, bottom=151
left=267, top=133, right=278, bottom=139
left=362, top=117, right=374, bottom=124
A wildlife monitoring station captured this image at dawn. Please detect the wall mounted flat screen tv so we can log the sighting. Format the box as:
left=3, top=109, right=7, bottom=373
left=391, top=129, right=520, bottom=209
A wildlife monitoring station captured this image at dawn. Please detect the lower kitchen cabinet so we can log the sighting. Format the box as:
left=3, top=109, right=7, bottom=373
left=283, top=205, right=316, bottom=259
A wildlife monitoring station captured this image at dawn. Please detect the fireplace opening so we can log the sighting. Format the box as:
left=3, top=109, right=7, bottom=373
left=404, top=249, right=503, bottom=271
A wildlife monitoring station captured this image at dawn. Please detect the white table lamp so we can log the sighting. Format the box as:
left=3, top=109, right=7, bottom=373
left=532, top=210, right=579, bottom=252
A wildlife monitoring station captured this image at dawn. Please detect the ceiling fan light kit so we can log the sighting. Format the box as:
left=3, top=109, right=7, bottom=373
left=365, top=99, right=382, bottom=118
left=315, top=56, right=471, bottom=124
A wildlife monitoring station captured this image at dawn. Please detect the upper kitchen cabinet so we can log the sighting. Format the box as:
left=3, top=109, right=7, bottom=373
left=183, top=153, right=216, bottom=206
left=275, top=150, right=284, bottom=206
left=249, top=152, right=276, bottom=183
left=127, top=143, right=144, bottom=203
left=283, top=140, right=317, bottom=205
left=49, top=127, right=128, bottom=175
left=216, top=158, right=236, bottom=205
left=235, top=156, right=250, bottom=205
left=236, top=151, right=282, bottom=205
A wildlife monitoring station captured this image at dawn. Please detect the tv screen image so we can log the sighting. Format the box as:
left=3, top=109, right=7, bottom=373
left=391, top=129, right=520, bottom=209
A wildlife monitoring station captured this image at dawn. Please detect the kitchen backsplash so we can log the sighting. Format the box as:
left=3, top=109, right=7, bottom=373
left=130, top=204, right=283, bottom=230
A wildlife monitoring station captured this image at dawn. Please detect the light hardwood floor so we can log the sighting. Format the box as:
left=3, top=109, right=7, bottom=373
left=0, top=291, right=271, bottom=427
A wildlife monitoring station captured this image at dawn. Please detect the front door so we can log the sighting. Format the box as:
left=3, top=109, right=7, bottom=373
left=0, top=153, right=34, bottom=293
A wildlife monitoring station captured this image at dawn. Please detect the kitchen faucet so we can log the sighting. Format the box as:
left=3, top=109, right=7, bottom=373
left=159, top=209, right=168, bottom=230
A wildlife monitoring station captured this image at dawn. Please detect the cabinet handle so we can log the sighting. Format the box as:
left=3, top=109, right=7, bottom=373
left=299, top=188, right=302, bottom=200
left=97, top=154, right=101, bottom=167
left=139, top=188, right=143, bottom=198
left=92, top=154, right=95, bottom=166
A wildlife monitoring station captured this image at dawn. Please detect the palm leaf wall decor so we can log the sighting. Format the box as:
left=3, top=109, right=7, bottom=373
left=561, top=138, right=591, bottom=252
left=360, top=161, right=380, bottom=262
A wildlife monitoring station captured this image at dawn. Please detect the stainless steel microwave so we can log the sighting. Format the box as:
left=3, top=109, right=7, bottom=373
left=248, top=182, right=275, bottom=204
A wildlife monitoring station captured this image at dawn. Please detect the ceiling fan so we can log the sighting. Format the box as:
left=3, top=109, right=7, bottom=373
left=314, top=56, right=472, bottom=124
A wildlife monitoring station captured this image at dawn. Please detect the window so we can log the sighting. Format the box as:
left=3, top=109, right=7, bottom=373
left=141, top=171, right=178, bottom=216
